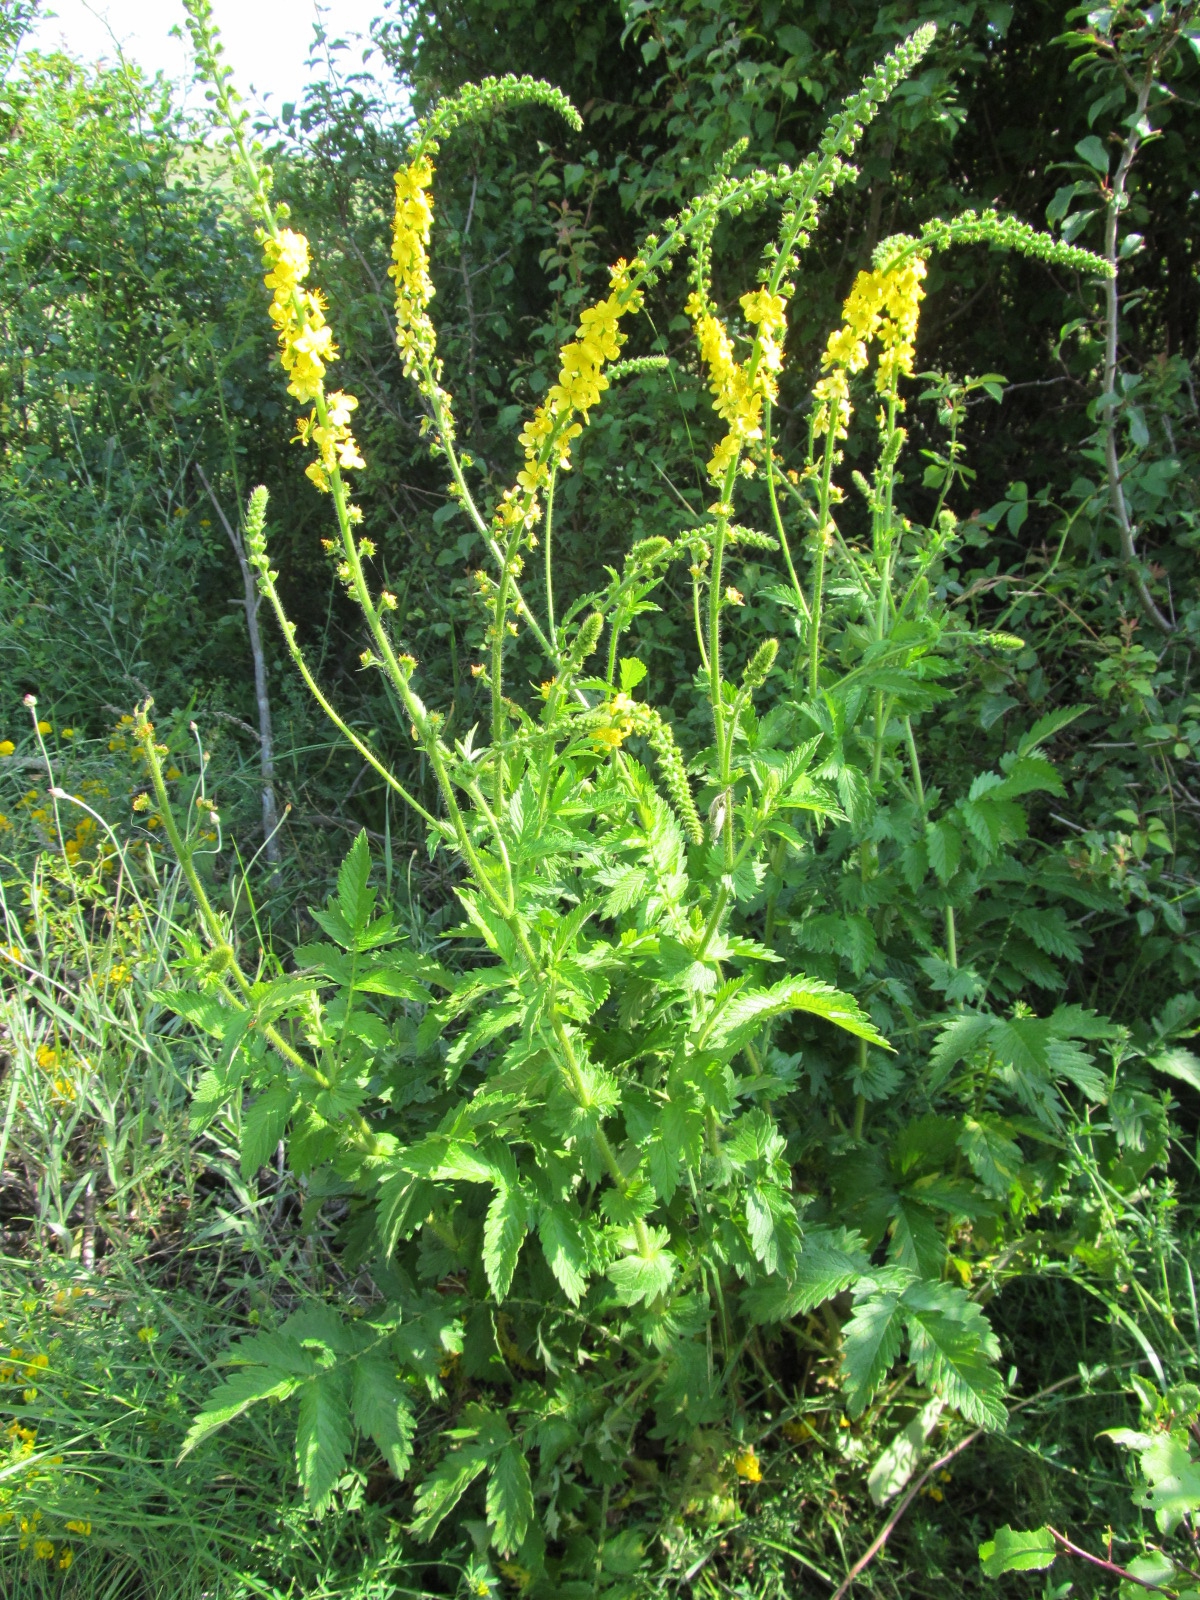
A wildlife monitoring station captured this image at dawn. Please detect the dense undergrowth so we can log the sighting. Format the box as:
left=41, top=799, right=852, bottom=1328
left=2, top=0, right=1199, bottom=1597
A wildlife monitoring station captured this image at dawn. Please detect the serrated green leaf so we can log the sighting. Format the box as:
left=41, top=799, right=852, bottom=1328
left=1015, top=704, right=1087, bottom=757
left=925, top=819, right=962, bottom=885
left=296, top=1369, right=353, bottom=1515
left=842, top=1287, right=906, bottom=1416
left=353, top=968, right=433, bottom=1004
left=410, top=1447, right=490, bottom=1541
left=483, top=1183, right=526, bottom=1300
left=486, top=1438, right=534, bottom=1556
left=901, top=1281, right=1005, bottom=1430
left=351, top=1354, right=416, bottom=1479
left=538, top=1208, right=588, bottom=1304
left=744, top=1227, right=868, bottom=1324
left=958, top=1116, right=1023, bottom=1197
left=180, top=1365, right=300, bottom=1459
left=711, top=975, right=888, bottom=1054
left=920, top=1015, right=978, bottom=1077
left=619, top=656, right=648, bottom=693
left=607, top=1229, right=676, bottom=1306
left=336, top=830, right=375, bottom=938
left=1151, top=1046, right=1200, bottom=1093
left=240, top=1080, right=294, bottom=1179
left=160, top=988, right=235, bottom=1038
left=979, top=1525, right=1057, bottom=1576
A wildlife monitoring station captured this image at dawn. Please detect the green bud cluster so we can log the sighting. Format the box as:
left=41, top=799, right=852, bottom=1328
left=639, top=707, right=705, bottom=845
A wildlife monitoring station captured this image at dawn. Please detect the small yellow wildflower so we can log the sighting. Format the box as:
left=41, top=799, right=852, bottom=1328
left=165, top=766, right=182, bottom=781
left=33, top=1537, right=55, bottom=1560
left=0, top=814, right=9, bottom=832
left=0, top=740, right=13, bottom=756
left=61, top=727, right=75, bottom=737
left=59, top=1550, right=74, bottom=1570
left=36, top=720, right=51, bottom=735
left=733, top=1446, right=763, bottom=1482
left=136, top=1326, right=158, bottom=1344
left=65, top=1520, right=91, bottom=1536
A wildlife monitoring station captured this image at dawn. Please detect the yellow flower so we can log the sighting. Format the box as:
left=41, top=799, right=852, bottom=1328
left=136, top=1326, right=158, bottom=1343
left=0, top=740, right=13, bottom=756
left=33, top=1537, right=55, bottom=1560
left=61, top=727, right=75, bottom=737
left=506, top=258, right=645, bottom=532
left=813, top=254, right=928, bottom=436
left=65, top=1520, right=91, bottom=1536
left=36, top=720, right=51, bottom=735
left=59, top=1550, right=74, bottom=1570
left=733, top=1446, right=762, bottom=1482
left=262, top=229, right=339, bottom=406
left=295, top=390, right=366, bottom=495
left=687, top=283, right=787, bottom=483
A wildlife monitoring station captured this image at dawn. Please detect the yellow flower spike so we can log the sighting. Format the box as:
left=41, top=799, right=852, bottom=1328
left=687, top=282, right=786, bottom=482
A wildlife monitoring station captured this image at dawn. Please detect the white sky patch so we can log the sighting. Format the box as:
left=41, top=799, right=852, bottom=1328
left=25, top=0, right=392, bottom=113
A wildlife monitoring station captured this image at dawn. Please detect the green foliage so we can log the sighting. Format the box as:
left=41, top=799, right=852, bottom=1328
left=981, top=1380, right=1200, bottom=1594
left=3, top=3, right=1200, bottom=1597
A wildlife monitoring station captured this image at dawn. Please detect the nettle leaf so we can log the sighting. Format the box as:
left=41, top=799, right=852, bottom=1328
left=979, top=1525, right=1057, bottom=1576
left=607, top=1228, right=676, bottom=1306
left=180, top=1364, right=301, bottom=1458
left=296, top=1368, right=353, bottom=1515
left=351, top=1353, right=416, bottom=1479
left=538, top=1208, right=588, bottom=1304
left=336, top=830, right=376, bottom=938
left=486, top=1438, right=534, bottom=1556
left=901, top=1281, right=1005, bottom=1430
left=240, top=1080, right=294, bottom=1179
left=483, top=1182, right=527, bottom=1300
left=842, top=1286, right=906, bottom=1416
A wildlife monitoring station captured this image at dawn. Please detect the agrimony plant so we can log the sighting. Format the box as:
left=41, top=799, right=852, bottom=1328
left=154, top=1, right=1117, bottom=1576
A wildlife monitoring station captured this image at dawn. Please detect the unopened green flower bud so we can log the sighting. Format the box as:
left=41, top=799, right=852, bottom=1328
left=569, top=612, right=605, bottom=666
left=742, top=638, right=779, bottom=691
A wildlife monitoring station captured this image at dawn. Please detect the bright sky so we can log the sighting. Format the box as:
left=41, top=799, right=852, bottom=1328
left=25, top=0, right=392, bottom=112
